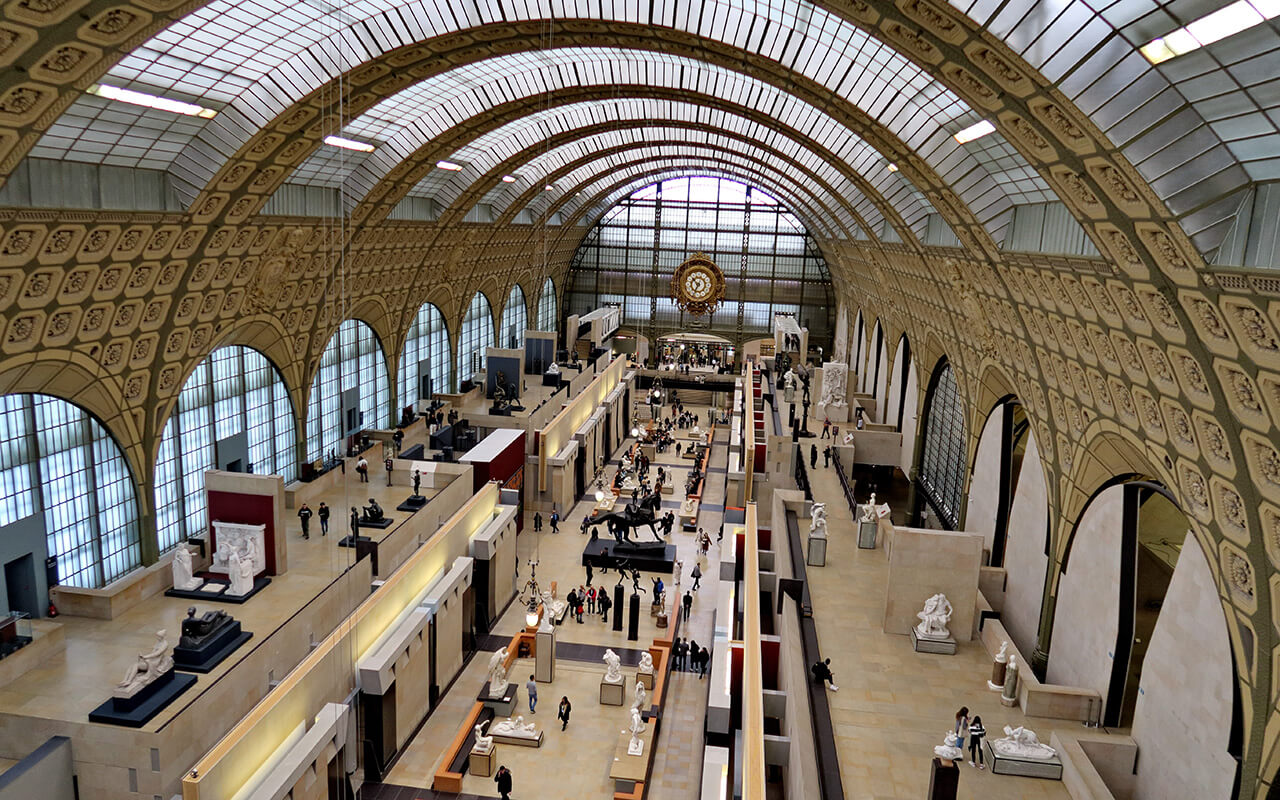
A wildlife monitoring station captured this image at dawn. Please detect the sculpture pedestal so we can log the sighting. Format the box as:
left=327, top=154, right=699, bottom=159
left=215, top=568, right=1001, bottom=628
left=479, top=682, right=519, bottom=716
left=536, top=629, right=555, bottom=683
left=927, top=757, right=959, bottom=800
left=88, top=669, right=198, bottom=727
left=910, top=628, right=957, bottom=655
left=172, top=620, right=253, bottom=674
left=612, top=585, right=624, bottom=633
left=396, top=495, right=427, bottom=513
left=984, top=741, right=1063, bottom=780
left=627, top=593, right=640, bottom=641
left=469, top=745, right=495, bottom=777
left=600, top=678, right=625, bottom=706
left=807, top=535, right=827, bottom=566
left=857, top=519, right=878, bottom=549
left=492, top=730, right=544, bottom=748
left=816, top=402, right=849, bottom=423
left=988, top=660, right=1008, bottom=691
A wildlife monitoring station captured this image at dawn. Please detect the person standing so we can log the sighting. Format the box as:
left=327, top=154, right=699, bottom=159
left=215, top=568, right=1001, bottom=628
left=356, top=456, right=369, bottom=482
left=533, top=511, right=542, bottom=532
left=688, top=641, right=701, bottom=674
left=566, top=587, right=578, bottom=620
left=557, top=696, right=572, bottom=731
left=954, top=707, right=970, bottom=757
left=682, top=590, right=693, bottom=622
left=811, top=658, right=839, bottom=691
left=384, top=455, right=394, bottom=487
left=297, top=503, right=313, bottom=540
left=494, top=765, right=513, bottom=800
left=392, top=427, right=404, bottom=456
left=526, top=674, right=538, bottom=714
left=691, top=563, right=702, bottom=591
left=698, top=643, right=711, bottom=678
left=821, top=418, right=830, bottom=439
left=587, top=586, right=596, bottom=614
left=968, top=715, right=986, bottom=769
left=823, top=446, right=831, bottom=468
left=349, top=507, right=361, bottom=540
left=585, top=562, right=594, bottom=587
left=317, top=502, right=330, bottom=536
left=599, top=589, right=612, bottom=623
left=550, top=509, right=560, bottom=534
left=809, top=443, right=817, bottom=469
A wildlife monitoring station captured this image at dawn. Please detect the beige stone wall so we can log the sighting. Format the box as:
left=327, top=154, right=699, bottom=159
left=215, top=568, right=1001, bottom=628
left=882, top=526, right=983, bottom=642
left=1047, top=486, right=1123, bottom=698
left=1132, top=534, right=1236, bottom=800
left=965, top=407, right=1004, bottom=553
left=1000, top=430, right=1050, bottom=657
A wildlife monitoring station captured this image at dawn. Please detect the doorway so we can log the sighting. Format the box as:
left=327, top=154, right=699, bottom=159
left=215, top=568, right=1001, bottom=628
left=574, top=445, right=586, bottom=501
left=4, top=554, right=37, bottom=618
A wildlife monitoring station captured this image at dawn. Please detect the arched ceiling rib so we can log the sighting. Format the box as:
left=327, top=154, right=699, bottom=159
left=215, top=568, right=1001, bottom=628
left=39, top=17, right=1041, bottom=247
left=434, top=129, right=872, bottom=239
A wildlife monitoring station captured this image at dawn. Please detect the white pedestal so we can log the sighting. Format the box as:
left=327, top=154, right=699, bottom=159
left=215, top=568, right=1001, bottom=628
left=637, top=668, right=654, bottom=690
left=536, top=629, right=556, bottom=683
left=816, top=402, right=849, bottom=423
left=910, top=627, right=957, bottom=655
left=600, top=678, right=625, bottom=705
left=807, top=536, right=827, bottom=566
left=469, top=744, right=495, bottom=776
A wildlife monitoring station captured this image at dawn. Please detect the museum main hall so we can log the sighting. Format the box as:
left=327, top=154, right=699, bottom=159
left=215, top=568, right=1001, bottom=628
left=0, top=0, right=1270, bottom=798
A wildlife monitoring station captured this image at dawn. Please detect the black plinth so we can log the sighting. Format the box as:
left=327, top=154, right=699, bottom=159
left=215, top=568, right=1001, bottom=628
left=173, top=620, right=253, bottom=674
left=396, top=495, right=427, bottom=513
left=613, top=584, right=624, bottom=632
left=477, top=680, right=520, bottom=705
left=352, top=517, right=394, bottom=530
left=88, top=669, right=197, bottom=727
left=927, top=757, right=959, bottom=800
left=164, top=576, right=271, bottom=605
left=489, top=405, right=512, bottom=416
left=582, top=540, right=676, bottom=574
left=627, top=593, right=640, bottom=641
left=338, top=535, right=375, bottom=548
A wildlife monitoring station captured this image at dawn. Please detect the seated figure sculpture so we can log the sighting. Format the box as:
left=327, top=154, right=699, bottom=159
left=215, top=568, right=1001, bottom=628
left=115, top=630, right=174, bottom=698
left=992, top=725, right=1057, bottom=760
left=486, top=646, right=510, bottom=697
left=915, top=593, right=953, bottom=640
left=603, top=648, right=623, bottom=683
left=472, top=720, right=494, bottom=752
left=638, top=652, right=654, bottom=673
left=361, top=498, right=384, bottom=523
left=171, top=545, right=202, bottom=591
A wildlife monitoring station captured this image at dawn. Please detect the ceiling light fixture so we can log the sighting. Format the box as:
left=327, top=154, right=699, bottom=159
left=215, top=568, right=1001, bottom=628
left=544, top=185, right=554, bottom=191
left=323, top=135, right=375, bottom=153
left=953, top=120, right=996, bottom=144
left=89, top=84, right=217, bottom=119
left=436, top=160, right=463, bottom=171
left=501, top=175, right=517, bottom=183
left=886, top=163, right=899, bottom=172
left=1141, top=0, right=1279, bottom=63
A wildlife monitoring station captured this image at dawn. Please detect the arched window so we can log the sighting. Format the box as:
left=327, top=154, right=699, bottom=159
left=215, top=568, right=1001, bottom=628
left=0, top=394, right=140, bottom=588
left=536, top=277, right=557, bottom=332
left=918, top=360, right=966, bottom=528
left=155, top=346, right=297, bottom=553
left=501, top=285, right=527, bottom=349
left=457, top=292, right=495, bottom=388
left=397, top=302, right=451, bottom=409
left=306, top=320, right=390, bottom=461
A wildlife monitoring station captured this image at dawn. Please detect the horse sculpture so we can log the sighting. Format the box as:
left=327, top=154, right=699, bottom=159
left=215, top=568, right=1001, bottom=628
left=593, top=490, right=663, bottom=545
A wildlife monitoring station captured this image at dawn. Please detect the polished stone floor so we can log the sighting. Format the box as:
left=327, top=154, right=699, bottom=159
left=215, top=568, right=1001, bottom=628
left=380, top=403, right=727, bottom=799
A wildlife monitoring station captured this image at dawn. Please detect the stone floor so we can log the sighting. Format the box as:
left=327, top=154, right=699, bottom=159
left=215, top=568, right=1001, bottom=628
left=800, top=404, right=1074, bottom=800
left=380, top=402, right=728, bottom=799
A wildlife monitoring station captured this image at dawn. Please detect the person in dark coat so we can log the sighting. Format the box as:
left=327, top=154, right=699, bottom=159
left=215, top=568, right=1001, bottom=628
left=557, top=696, right=572, bottom=730
left=317, top=502, right=329, bottom=536
left=810, top=443, right=817, bottom=469
left=297, top=503, right=312, bottom=539
left=494, top=765, right=513, bottom=800
left=682, top=590, right=693, bottom=621
left=598, top=590, right=612, bottom=623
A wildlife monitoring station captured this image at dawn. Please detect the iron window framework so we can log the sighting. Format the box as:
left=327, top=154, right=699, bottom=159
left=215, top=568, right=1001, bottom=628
left=155, top=346, right=297, bottom=553
left=457, top=292, right=495, bottom=389
left=565, top=176, right=833, bottom=345
left=501, top=285, right=528, bottom=349
left=918, top=360, right=967, bottom=529
left=306, top=320, right=390, bottom=462
left=536, top=277, right=557, bottom=332
left=0, top=394, right=141, bottom=589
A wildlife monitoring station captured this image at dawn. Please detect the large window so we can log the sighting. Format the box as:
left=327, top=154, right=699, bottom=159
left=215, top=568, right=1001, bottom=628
left=155, top=346, right=297, bottom=552
left=397, top=302, right=452, bottom=409
left=919, top=361, right=967, bottom=529
left=306, top=320, right=390, bottom=461
left=536, top=277, right=557, bottom=332
left=565, top=176, right=834, bottom=343
left=457, top=292, right=495, bottom=388
left=500, top=285, right=527, bottom=349
left=0, top=394, right=140, bottom=588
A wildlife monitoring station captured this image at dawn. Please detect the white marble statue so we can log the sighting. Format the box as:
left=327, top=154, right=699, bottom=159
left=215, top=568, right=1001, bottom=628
left=631, top=678, right=648, bottom=712
left=547, top=361, right=560, bottom=375
left=171, top=545, right=202, bottom=591
left=228, top=549, right=254, bottom=596
left=992, top=725, right=1057, bottom=760
left=472, top=720, right=494, bottom=752
left=915, top=593, right=953, bottom=640
left=211, top=521, right=266, bottom=576
left=638, top=652, right=654, bottom=673
left=487, top=647, right=510, bottom=697
left=114, top=630, right=174, bottom=698
left=540, top=589, right=566, bottom=621
left=673, top=558, right=684, bottom=587
left=492, top=715, right=539, bottom=737
left=538, top=603, right=555, bottom=633
left=933, top=730, right=964, bottom=761
left=627, top=707, right=646, bottom=755
left=783, top=370, right=796, bottom=403
left=810, top=513, right=828, bottom=540
left=995, top=640, right=1009, bottom=661
left=603, top=648, right=623, bottom=683
left=820, top=361, right=849, bottom=407
left=810, top=502, right=827, bottom=528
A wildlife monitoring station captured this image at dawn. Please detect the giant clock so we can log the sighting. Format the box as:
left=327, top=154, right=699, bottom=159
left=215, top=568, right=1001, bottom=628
left=670, top=252, right=726, bottom=316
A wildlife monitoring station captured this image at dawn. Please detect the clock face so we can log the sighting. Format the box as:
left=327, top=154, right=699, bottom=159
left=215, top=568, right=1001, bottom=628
left=684, top=270, right=713, bottom=300
left=670, top=252, right=725, bottom=316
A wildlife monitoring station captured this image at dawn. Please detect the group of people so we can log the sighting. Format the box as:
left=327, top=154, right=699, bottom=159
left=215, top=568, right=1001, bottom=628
left=672, top=637, right=711, bottom=676
left=564, top=584, right=614, bottom=624
left=953, top=706, right=988, bottom=769
left=295, top=502, right=330, bottom=539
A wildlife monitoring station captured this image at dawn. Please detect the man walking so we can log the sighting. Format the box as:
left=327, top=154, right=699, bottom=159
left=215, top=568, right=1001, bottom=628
left=297, top=503, right=312, bottom=540
left=356, top=456, right=369, bottom=482
left=317, top=502, right=330, bottom=536
left=550, top=509, right=560, bottom=534
left=526, top=674, right=538, bottom=713
left=494, top=766, right=513, bottom=800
